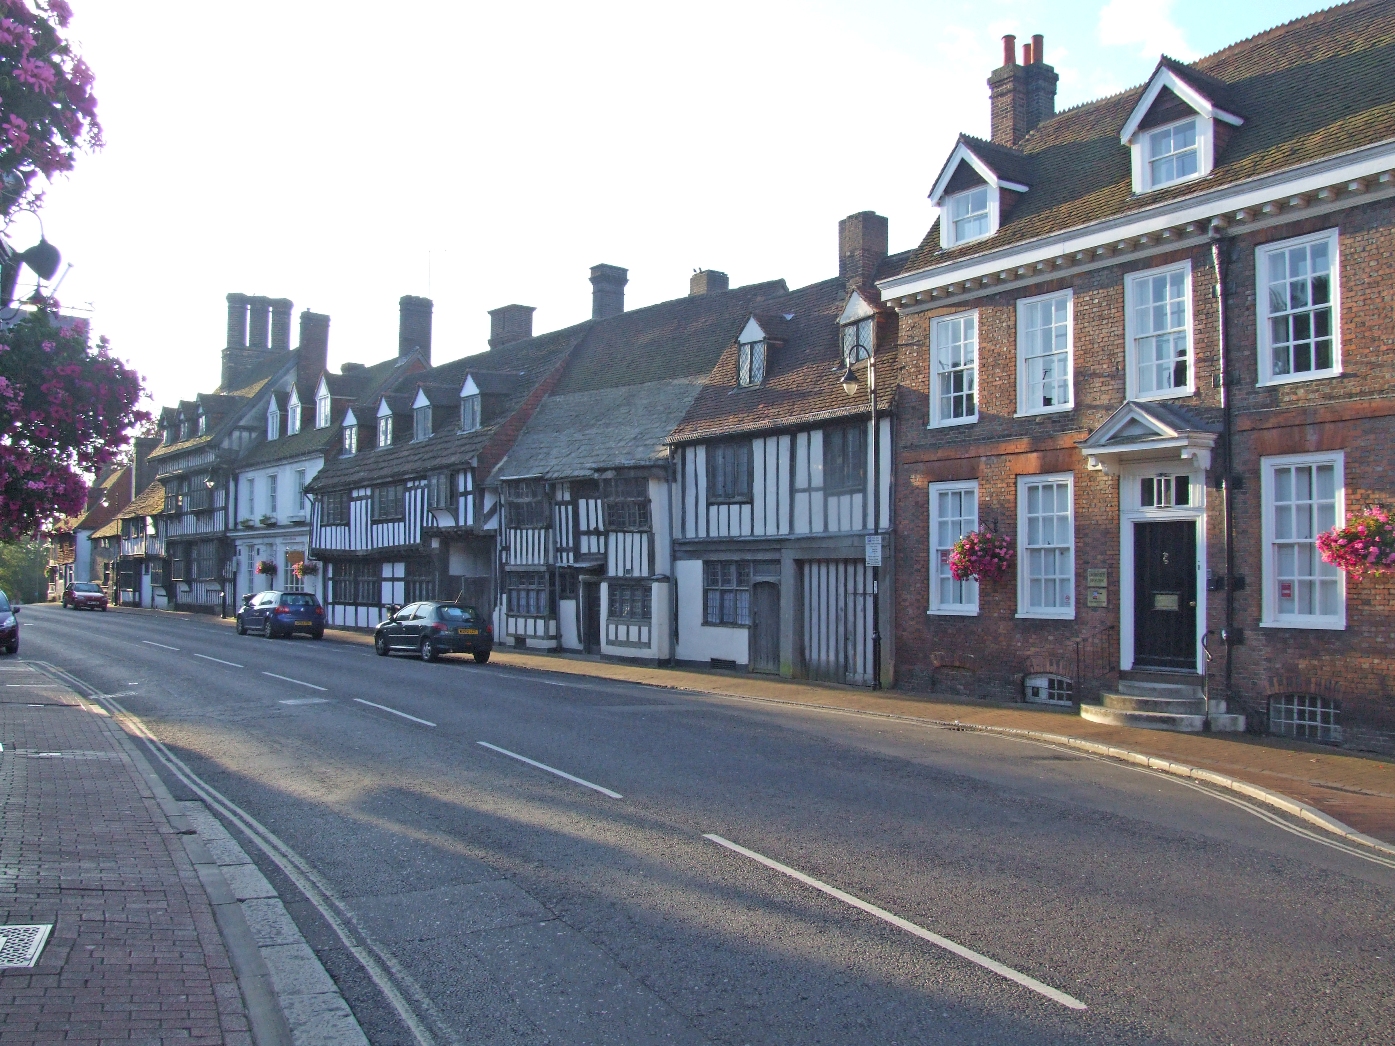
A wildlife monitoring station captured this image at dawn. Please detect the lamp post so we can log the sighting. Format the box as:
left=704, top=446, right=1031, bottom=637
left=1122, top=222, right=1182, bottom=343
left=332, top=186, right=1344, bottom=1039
left=839, top=351, right=881, bottom=690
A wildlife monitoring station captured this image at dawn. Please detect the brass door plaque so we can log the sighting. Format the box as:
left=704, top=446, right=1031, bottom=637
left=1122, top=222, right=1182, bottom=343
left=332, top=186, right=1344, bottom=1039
left=1087, top=588, right=1108, bottom=608
left=1086, top=569, right=1108, bottom=587
left=1153, top=592, right=1180, bottom=611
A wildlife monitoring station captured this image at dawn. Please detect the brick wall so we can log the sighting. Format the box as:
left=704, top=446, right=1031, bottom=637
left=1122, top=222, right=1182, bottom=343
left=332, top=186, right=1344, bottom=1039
left=891, top=195, right=1395, bottom=750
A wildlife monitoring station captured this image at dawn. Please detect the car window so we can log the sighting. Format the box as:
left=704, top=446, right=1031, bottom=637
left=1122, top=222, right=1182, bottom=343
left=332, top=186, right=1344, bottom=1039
left=256, top=593, right=276, bottom=607
left=437, top=606, right=477, bottom=622
left=397, top=603, right=419, bottom=621
left=0, top=591, right=9, bottom=612
left=284, top=594, right=317, bottom=606
left=74, top=582, right=102, bottom=593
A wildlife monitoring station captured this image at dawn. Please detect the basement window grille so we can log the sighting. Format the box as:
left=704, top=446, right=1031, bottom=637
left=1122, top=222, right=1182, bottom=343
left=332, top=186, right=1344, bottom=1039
left=1024, top=673, right=1074, bottom=706
left=1268, top=693, right=1341, bottom=744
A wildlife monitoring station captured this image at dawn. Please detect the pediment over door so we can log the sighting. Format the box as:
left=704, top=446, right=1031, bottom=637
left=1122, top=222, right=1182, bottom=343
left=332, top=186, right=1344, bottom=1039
left=1079, top=400, right=1219, bottom=475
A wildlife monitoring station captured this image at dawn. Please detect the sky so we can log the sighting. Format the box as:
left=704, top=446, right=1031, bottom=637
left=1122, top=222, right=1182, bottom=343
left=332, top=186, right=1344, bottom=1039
left=25, top=0, right=1328, bottom=412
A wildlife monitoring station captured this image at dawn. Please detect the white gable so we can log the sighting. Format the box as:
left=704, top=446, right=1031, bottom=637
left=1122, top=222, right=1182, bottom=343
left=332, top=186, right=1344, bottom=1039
left=315, top=376, right=331, bottom=401
left=460, top=374, right=480, bottom=398
left=1120, top=67, right=1243, bottom=145
left=929, top=140, right=1030, bottom=206
left=838, top=291, right=876, bottom=326
left=738, top=316, right=767, bottom=344
left=288, top=386, right=301, bottom=409
left=376, top=398, right=393, bottom=419
left=412, top=388, right=432, bottom=410
left=266, top=397, right=278, bottom=417
left=342, top=407, right=358, bottom=426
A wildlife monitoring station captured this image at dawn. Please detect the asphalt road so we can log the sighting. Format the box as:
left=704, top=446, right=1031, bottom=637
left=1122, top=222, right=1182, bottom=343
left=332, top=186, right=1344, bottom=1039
left=14, top=602, right=1395, bottom=1045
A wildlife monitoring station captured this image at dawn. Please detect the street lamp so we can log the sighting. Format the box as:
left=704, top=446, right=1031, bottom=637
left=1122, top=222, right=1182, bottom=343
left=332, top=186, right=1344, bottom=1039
left=839, top=352, right=881, bottom=690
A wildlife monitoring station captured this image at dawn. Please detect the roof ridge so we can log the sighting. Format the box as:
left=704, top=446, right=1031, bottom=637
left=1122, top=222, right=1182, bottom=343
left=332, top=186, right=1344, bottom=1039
left=1195, top=0, right=1381, bottom=67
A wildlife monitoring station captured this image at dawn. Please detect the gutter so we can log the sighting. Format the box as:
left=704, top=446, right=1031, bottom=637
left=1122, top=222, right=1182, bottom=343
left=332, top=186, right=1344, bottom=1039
left=1210, top=230, right=1238, bottom=704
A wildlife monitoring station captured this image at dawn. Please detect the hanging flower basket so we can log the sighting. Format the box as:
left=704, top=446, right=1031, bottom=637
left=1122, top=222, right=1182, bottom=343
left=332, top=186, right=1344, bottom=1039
left=255, top=560, right=278, bottom=576
left=1317, top=506, right=1395, bottom=581
left=291, top=560, right=318, bottom=578
left=948, top=529, right=1016, bottom=582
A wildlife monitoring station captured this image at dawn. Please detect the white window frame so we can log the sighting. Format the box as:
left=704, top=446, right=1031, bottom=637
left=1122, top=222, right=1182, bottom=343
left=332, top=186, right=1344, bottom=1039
left=315, top=393, right=331, bottom=430
left=414, top=405, right=431, bottom=442
left=944, top=185, right=994, bottom=247
left=267, top=473, right=277, bottom=516
left=929, top=310, right=978, bottom=427
left=1124, top=260, right=1194, bottom=400
left=343, top=425, right=357, bottom=455
left=244, top=478, right=255, bottom=518
left=1015, top=289, right=1074, bottom=417
left=1255, top=228, right=1341, bottom=387
left=296, top=468, right=307, bottom=510
left=1260, top=450, right=1345, bottom=631
left=267, top=402, right=280, bottom=441
left=287, top=390, right=301, bottom=435
left=460, top=394, right=481, bottom=432
left=1017, top=472, right=1075, bottom=620
left=928, top=480, right=979, bottom=616
left=377, top=415, right=392, bottom=448
left=1135, top=116, right=1207, bottom=192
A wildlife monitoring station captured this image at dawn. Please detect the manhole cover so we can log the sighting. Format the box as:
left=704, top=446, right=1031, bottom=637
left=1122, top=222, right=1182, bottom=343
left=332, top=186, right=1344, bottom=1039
left=0, top=924, right=52, bottom=967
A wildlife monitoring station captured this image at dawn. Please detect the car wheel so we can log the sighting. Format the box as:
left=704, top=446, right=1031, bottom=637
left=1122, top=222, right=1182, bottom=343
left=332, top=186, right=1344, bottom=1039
left=263, top=620, right=274, bottom=638
left=236, top=617, right=246, bottom=635
left=420, top=638, right=438, bottom=663
left=374, top=634, right=389, bottom=657
left=312, top=630, right=324, bottom=641
left=473, top=650, right=490, bottom=664
left=6, top=642, right=16, bottom=655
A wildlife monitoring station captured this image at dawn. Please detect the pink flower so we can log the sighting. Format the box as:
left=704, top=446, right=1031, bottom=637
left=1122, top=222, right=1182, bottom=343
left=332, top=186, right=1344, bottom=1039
left=3, top=113, right=28, bottom=151
left=15, top=56, right=57, bottom=94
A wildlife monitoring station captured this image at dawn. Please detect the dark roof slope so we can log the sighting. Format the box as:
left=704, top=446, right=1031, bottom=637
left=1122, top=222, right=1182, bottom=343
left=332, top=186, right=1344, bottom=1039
left=492, top=280, right=789, bottom=480
left=904, top=0, right=1395, bottom=274
left=669, top=266, right=904, bottom=445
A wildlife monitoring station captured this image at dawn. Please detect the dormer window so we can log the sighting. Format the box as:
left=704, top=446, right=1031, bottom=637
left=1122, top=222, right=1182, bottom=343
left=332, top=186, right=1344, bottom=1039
left=1120, top=64, right=1243, bottom=195
left=267, top=402, right=280, bottom=441
left=315, top=392, right=331, bottom=429
left=461, top=393, right=480, bottom=432
left=378, top=414, right=392, bottom=448
left=287, top=389, right=301, bottom=435
left=197, top=411, right=207, bottom=436
left=343, top=424, right=357, bottom=455
left=162, top=421, right=173, bottom=446
left=738, top=339, right=766, bottom=387
left=842, top=317, right=872, bottom=367
left=949, top=187, right=990, bottom=245
left=1146, top=118, right=1198, bottom=188
left=414, top=405, right=431, bottom=442
left=179, top=416, right=190, bottom=441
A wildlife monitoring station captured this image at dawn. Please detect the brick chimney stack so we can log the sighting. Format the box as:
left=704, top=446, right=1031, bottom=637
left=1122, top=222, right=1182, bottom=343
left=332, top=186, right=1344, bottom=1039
left=988, top=32, right=1057, bottom=147
left=589, top=264, right=627, bottom=320
left=296, top=310, right=330, bottom=410
left=398, top=295, right=433, bottom=363
left=225, top=293, right=249, bottom=350
left=689, top=270, right=730, bottom=296
left=269, top=298, right=294, bottom=351
left=222, top=292, right=292, bottom=391
left=488, top=304, right=535, bottom=350
left=247, top=295, right=272, bottom=349
left=838, top=211, right=889, bottom=286
left=132, top=436, right=159, bottom=497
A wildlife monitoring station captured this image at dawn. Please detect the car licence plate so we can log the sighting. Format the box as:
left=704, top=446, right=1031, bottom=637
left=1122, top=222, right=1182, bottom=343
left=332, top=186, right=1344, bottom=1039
left=296, top=620, right=312, bottom=626
left=458, top=628, right=478, bottom=635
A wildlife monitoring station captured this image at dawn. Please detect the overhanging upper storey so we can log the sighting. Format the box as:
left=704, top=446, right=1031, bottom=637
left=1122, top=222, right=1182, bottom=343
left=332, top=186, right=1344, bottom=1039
left=929, top=136, right=1032, bottom=250
left=1120, top=58, right=1244, bottom=194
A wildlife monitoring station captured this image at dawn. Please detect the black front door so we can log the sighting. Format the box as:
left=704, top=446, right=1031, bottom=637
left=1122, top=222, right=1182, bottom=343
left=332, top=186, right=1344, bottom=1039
left=750, top=582, right=780, bottom=675
left=582, top=581, right=601, bottom=654
left=1134, top=521, right=1197, bottom=670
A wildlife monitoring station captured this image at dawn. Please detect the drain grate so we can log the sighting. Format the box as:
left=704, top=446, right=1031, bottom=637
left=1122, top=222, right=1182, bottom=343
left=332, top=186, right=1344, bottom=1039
left=0, top=924, right=52, bottom=967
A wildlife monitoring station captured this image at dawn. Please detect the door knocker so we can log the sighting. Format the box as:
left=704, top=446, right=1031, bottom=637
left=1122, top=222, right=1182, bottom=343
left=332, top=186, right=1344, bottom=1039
left=1162, top=552, right=1170, bottom=565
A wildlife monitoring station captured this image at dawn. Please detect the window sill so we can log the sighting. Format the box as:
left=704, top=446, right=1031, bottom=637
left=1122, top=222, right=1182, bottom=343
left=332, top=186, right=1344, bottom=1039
left=1138, top=170, right=1205, bottom=194
left=928, top=606, right=978, bottom=617
left=708, top=498, right=754, bottom=506
left=928, top=415, right=978, bottom=430
left=1130, top=387, right=1195, bottom=403
left=702, top=621, right=751, bottom=629
left=1257, top=368, right=1343, bottom=388
left=1259, top=618, right=1346, bottom=631
left=1014, top=405, right=1074, bottom=419
left=1015, top=610, right=1076, bottom=621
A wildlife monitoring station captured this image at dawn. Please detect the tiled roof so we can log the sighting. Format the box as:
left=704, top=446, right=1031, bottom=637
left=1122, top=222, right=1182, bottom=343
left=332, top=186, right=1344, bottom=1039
left=308, top=323, right=590, bottom=492
left=235, top=423, right=340, bottom=469
left=491, top=279, right=788, bottom=481
left=668, top=266, right=905, bottom=444
left=98, top=479, right=166, bottom=536
left=902, top=0, right=1395, bottom=276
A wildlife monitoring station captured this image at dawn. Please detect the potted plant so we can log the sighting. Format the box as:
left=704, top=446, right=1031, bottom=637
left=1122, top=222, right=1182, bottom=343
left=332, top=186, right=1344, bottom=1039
left=1317, top=506, right=1395, bottom=581
left=239, top=519, right=256, bottom=528
left=948, top=528, right=1016, bottom=583
left=291, top=560, right=318, bottom=579
left=259, top=514, right=277, bottom=526
left=255, top=560, right=278, bottom=577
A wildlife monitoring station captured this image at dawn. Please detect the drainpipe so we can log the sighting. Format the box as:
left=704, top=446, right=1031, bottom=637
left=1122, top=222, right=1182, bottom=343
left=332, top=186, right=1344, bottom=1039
left=669, top=453, right=679, bottom=667
left=1210, top=228, right=1236, bottom=705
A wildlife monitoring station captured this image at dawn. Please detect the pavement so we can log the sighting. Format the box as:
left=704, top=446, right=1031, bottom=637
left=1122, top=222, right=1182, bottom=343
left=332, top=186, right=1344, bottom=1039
left=0, top=656, right=364, bottom=1046
left=264, top=618, right=1395, bottom=847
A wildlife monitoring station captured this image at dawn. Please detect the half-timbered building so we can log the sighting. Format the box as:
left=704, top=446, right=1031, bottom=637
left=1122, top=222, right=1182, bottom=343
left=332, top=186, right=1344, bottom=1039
left=307, top=298, right=582, bottom=628
left=490, top=268, right=787, bottom=662
left=880, top=4, right=1395, bottom=750
left=666, top=214, right=901, bottom=686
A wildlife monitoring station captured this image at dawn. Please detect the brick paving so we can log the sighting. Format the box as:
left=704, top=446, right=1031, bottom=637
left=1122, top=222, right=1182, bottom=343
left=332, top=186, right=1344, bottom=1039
left=0, top=665, right=251, bottom=1045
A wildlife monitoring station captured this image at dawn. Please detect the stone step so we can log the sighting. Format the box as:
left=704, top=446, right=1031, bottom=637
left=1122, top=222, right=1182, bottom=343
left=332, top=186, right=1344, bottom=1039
left=1102, top=691, right=1206, bottom=715
left=1209, top=713, right=1247, bottom=732
left=1117, top=680, right=1206, bottom=702
left=1080, top=704, right=1206, bottom=732
left=1120, top=669, right=1206, bottom=688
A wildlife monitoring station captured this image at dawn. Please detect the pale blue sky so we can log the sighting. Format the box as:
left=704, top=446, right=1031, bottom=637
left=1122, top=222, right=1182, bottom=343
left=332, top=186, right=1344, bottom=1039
left=29, top=0, right=1325, bottom=410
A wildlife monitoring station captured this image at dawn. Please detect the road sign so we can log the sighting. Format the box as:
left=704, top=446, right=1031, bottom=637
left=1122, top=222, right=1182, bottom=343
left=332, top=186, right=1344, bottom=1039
left=865, top=534, right=882, bottom=567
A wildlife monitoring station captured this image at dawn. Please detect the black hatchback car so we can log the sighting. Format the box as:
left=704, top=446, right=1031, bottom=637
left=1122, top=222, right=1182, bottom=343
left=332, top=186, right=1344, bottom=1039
left=236, top=590, right=325, bottom=639
left=0, top=589, right=19, bottom=654
left=374, top=602, right=492, bottom=662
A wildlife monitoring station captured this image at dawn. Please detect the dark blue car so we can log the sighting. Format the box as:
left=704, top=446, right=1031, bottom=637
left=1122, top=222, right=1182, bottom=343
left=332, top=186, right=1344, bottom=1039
left=236, top=590, right=324, bottom=639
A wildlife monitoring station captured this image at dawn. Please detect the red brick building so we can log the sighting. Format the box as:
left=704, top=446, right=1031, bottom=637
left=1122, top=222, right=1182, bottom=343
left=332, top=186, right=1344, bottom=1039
left=879, top=2, right=1395, bottom=751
